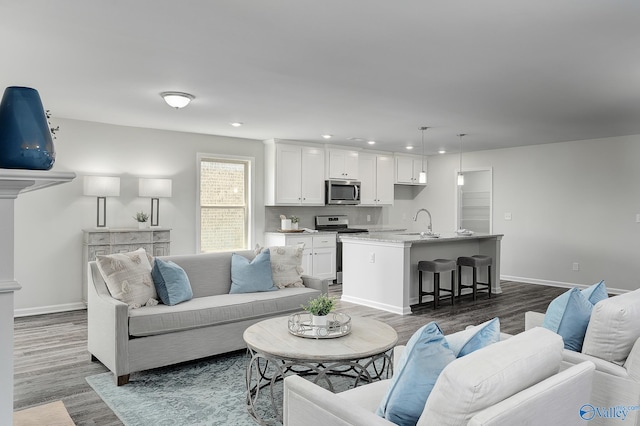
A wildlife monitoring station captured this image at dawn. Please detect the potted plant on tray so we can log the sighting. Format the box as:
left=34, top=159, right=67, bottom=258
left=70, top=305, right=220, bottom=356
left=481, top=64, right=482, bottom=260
left=290, top=215, right=300, bottom=230
left=301, top=294, right=336, bottom=327
left=134, top=211, right=149, bottom=229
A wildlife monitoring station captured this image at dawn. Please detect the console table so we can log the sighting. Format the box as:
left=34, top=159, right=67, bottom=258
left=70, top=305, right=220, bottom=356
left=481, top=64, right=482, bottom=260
left=82, top=228, right=171, bottom=302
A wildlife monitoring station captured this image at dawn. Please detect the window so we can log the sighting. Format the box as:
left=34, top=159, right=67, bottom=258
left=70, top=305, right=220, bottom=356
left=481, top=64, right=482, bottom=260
left=198, top=155, right=252, bottom=252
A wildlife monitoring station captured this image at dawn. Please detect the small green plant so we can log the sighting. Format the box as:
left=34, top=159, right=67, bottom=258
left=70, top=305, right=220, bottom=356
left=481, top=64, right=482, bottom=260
left=301, top=294, right=336, bottom=316
left=134, top=211, right=149, bottom=223
left=290, top=215, right=300, bottom=224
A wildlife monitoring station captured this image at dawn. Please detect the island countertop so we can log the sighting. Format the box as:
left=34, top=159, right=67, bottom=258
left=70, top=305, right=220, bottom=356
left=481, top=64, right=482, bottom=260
left=340, top=232, right=504, bottom=245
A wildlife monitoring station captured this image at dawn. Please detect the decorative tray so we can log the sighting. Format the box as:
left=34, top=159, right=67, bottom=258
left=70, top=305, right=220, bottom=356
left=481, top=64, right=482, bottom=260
left=288, top=312, right=352, bottom=339
left=278, top=229, right=305, bottom=233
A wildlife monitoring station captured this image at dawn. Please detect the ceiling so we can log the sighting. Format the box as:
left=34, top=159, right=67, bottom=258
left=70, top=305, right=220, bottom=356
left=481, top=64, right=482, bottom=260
left=2, top=0, right=639, bottom=155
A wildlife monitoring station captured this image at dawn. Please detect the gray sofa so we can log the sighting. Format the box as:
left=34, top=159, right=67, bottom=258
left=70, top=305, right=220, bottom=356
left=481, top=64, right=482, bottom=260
left=87, top=250, right=328, bottom=385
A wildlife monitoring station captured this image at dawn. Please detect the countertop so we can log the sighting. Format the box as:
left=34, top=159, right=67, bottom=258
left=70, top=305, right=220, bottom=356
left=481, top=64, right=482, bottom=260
left=340, top=231, right=504, bottom=244
left=265, top=230, right=337, bottom=236
left=349, top=224, right=407, bottom=232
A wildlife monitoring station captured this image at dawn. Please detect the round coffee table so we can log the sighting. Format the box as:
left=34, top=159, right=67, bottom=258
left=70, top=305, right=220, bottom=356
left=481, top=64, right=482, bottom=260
left=243, top=315, right=398, bottom=424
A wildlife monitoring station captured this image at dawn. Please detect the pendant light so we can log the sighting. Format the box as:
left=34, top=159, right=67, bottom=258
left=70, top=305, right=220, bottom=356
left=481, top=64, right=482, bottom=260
left=418, top=126, right=428, bottom=184
left=457, top=133, right=466, bottom=186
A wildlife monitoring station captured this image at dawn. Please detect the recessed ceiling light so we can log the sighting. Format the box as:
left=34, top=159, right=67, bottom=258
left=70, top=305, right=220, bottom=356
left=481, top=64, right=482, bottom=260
left=367, top=140, right=376, bottom=145
left=406, top=146, right=414, bottom=150
left=321, top=134, right=332, bottom=139
left=230, top=122, right=243, bottom=127
left=438, top=149, right=446, bottom=154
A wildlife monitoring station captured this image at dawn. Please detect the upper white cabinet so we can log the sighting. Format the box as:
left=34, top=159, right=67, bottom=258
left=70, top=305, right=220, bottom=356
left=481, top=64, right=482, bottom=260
left=395, top=155, right=427, bottom=185
left=327, top=149, right=359, bottom=180
left=359, top=153, right=394, bottom=205
left=264, top=140, right=325, bottom=205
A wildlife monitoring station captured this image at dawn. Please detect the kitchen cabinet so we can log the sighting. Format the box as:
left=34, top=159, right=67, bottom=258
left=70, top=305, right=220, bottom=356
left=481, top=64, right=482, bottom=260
left=264, top=140, right=325, bottom=205
left=395, top=155, right=427, bottom=185
left=359, top=153, right=394, bottom=205
left=82, top=228, right=171, bottom=302
left=264, top=233, right=336, bottom=280
left=327, top=149, right=359, bottom=180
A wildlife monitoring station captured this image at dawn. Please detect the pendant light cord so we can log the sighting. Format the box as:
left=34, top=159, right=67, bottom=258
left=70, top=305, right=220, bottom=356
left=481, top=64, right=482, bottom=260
left=420, top=126, right=428, bottom=170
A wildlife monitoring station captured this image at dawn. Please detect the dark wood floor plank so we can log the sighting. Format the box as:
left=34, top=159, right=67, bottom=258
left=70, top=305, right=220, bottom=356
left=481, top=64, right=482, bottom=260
left=14, top=281, right=562, bottom=425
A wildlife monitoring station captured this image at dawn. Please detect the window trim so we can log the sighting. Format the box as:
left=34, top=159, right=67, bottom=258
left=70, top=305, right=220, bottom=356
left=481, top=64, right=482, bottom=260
left=196, top=153, right=255, bottom=253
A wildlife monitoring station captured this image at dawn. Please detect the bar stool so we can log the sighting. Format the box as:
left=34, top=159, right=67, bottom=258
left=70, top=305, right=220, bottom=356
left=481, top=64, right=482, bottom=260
left=457, top=255, right=493, bottom=301
left=417, top=259, right=456, bottom=309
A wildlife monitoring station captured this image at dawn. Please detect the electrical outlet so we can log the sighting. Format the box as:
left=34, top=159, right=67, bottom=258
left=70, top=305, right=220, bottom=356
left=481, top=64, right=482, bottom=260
left=572, top=262, right=580, bottom=271
left=369, top=252, right=375, bottom=263
left=636, top=213, right=640, bottom=223
left=504, top=212, right=512, bottom=221
left=367, top=214, right=371, bottom=222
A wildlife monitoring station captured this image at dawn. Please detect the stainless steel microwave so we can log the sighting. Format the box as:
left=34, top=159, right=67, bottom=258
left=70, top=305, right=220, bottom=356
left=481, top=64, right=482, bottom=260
left=325, top=179, right=361, bottom=205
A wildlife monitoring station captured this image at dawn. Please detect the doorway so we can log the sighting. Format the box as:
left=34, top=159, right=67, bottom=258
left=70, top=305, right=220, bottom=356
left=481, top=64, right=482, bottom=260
left=455, top=168, right=493, bottom=233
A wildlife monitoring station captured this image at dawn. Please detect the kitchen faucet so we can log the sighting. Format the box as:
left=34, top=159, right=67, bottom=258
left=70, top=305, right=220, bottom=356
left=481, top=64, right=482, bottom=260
left=413, top=208, right=433, bottom=234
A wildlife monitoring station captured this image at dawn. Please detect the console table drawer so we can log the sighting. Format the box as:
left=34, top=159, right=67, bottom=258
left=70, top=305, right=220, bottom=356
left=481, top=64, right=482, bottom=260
left=112, top=232, right=152, bottom=244
left=112, top=243, right=153, bottom=254
left=85, top=232, right=110, bottom=245
left=153, top=231, right=171, bottom=243
left=88, top=245, right=110, bottom=260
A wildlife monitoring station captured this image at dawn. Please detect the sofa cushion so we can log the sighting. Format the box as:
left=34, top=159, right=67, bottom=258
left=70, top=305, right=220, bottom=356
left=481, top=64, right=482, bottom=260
left=446, top=317, right=500, bottom=357
left=418, top=327, right=563, bottom=426
left=128, top=286, right=321, bottom=337
left=158, top=250, right=256, bottom=298
left=151, top=258, right=193, bottom=305
left=96, top=248, right=157, bottom=308
left=230, top=250, right=277, bottom=294
left=376, top=322, right=456, bottom=425
left=542, top=287, right=593, bottom=351
left=256, top=244, right=305, bottom=289
left=582, top=289, right=640, bottom=365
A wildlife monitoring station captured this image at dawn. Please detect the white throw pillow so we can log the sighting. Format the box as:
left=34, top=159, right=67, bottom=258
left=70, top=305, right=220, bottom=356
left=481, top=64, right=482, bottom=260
left=418, top=327, right=563, bottom=426
left=582, top=289, right=640, bottom=365
left=96, top=248, right=157, bottom=308
left=255, top=244, right=305, bottom=288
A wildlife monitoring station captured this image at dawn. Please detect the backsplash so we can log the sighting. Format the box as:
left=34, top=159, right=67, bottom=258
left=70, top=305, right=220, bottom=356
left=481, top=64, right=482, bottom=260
left=265, top=206, right=383, bottom=231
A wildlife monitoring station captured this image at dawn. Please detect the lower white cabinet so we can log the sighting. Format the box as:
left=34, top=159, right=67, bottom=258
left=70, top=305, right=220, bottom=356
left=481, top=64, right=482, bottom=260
left=264, top=233, right=336, bottom=280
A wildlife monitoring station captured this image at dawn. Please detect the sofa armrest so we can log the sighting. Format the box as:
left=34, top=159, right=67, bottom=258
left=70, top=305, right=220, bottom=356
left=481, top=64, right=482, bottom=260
left=283, top=375, right=393, bottom=426
left=468, top=361, right=595, bottom=426
left=524, top=311, right=545, bottom=330
left=624, top=337, right=640, bottom=382
left=301, top=275, right=329, bottom=294
left=87, top=261, right=130, bottom=379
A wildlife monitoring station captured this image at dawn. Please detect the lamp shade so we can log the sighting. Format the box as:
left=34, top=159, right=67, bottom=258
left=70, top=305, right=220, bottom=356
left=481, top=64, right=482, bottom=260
left=0, top=86, right=56, bottom=170
left=139, top=178, right=172, bottom=198
left=83, top=176, right=121, bottom=197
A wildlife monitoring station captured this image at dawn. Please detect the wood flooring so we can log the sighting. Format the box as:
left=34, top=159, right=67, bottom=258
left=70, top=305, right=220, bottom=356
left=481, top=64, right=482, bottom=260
left=13, top=281, right=565, bottom=425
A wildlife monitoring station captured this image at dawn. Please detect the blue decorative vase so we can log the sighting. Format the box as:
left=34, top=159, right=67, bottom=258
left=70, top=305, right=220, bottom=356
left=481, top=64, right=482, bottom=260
left=0, top=86, right=56, bottom=170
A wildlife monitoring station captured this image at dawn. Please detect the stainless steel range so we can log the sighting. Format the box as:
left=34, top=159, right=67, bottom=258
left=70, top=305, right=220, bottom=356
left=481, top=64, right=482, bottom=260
left=315, top=215, right=368, bottom=284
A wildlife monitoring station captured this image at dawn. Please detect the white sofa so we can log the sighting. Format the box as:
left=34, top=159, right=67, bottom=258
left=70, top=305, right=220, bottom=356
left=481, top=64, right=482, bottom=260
left=526, top=289, right=640, bottom=426
left=283, top=327, right=595, bottom=426
left=88, top=250, right=328, bottom=385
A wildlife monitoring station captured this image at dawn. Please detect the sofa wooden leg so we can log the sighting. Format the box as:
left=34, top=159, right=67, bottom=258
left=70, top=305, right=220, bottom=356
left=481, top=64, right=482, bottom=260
left=116, top=374, right=130, bottom=386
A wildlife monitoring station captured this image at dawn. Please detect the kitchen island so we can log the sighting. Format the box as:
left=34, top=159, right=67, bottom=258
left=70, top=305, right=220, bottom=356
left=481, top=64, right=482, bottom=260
left=340, top=232, right=503, bottom=315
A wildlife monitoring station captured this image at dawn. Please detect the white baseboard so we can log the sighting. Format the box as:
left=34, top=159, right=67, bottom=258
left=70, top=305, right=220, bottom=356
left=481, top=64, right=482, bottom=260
left=340, top=295, right=411, bottom=315
left=14, top=302, right=86, bottom=318
left=500, top=275, right=627, bottom=295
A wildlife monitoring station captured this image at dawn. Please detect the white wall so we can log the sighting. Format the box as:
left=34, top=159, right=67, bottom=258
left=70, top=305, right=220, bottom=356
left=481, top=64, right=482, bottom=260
left=395, top=134, right=640, bottom=293
left=13, top=118, right=265, bottom=313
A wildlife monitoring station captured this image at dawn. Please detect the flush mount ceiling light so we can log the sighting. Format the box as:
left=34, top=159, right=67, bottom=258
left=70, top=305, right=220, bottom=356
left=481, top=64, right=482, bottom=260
left=160, top=91, right=195, bottom=109
left=457, top=133, right=466, bottom=186
left=230, top=122, right=243, bottom=127
left=418, top=126, right=428, bottom=184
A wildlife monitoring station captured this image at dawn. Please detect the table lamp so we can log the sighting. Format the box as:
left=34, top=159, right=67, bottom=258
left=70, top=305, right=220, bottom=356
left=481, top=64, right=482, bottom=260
left=139, top=178, right=172, bottom=227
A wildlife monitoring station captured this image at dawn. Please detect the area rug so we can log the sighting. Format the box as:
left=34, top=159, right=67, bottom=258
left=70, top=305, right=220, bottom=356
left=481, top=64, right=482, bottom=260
left=14, top=400, right=75, bottom=426
left=86, top=352, right=259, bottom=426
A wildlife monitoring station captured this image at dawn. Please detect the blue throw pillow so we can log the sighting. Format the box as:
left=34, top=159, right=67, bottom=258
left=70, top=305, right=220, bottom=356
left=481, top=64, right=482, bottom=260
left=446, top=317, right=500, bottom=357
left=582, top=280, right=608, bottom=305
left=151, top=259, right=193, bottom=305
left=229, top=250, right=277, bottom=294
left=376, top=322, right=456, bottom=425
left=542, top=287, right=593, bottom=351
